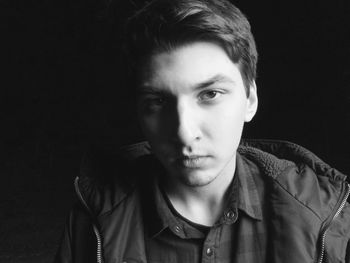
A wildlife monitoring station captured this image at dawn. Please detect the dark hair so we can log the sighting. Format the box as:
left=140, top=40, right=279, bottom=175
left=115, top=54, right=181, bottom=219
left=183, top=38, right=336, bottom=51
left=124, top=0, right=258, bottom=96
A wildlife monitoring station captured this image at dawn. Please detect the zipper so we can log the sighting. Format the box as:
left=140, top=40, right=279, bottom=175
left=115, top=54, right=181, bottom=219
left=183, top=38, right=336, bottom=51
left=317, top=182, right=350, bottom=263
left=74, top=176, right=104, bottom=263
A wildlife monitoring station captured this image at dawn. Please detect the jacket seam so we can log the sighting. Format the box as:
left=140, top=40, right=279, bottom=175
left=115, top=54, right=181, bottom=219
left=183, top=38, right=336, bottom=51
left=96, top=187, right=136, bottom=219
left=273, top=178, right=323, bottom=221
left=77, top=175, right=137, bottom=218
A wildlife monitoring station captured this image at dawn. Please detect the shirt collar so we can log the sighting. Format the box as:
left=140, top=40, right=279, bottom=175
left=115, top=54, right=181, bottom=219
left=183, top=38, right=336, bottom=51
left=149, top=175, right=181, bottom=238
left=141, top=166, right=170, bottom=238
left=236, top=153, right=263, bottom=220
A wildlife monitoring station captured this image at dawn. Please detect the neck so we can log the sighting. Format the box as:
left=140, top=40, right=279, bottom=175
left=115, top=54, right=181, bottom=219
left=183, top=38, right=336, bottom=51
left=163, top=156, right=236, bottom=226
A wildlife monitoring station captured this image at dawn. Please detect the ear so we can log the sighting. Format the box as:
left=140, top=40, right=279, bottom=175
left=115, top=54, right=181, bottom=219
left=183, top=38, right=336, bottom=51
left=244, top=82, right=258, bottom=122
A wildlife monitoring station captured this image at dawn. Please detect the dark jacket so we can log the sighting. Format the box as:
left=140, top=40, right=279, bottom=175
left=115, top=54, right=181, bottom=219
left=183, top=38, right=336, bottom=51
left=54, top=139, right=350, bottom=263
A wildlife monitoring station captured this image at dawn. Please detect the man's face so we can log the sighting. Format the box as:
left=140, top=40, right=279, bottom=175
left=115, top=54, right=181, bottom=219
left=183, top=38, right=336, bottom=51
left=137, top=41, right=258, bottom=187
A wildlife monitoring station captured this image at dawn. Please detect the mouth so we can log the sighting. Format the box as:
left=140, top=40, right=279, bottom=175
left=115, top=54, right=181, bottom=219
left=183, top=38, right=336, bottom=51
left=175, top=155, right=210, bottom=169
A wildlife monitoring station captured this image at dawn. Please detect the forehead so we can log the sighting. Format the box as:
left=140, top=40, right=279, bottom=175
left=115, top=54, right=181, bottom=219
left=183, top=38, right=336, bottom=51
left=139, top=41, right=244, bottom=92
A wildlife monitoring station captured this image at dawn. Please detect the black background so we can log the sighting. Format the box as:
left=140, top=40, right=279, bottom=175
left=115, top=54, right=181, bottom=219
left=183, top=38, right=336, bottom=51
left=1, top=0, right=350, bottom=262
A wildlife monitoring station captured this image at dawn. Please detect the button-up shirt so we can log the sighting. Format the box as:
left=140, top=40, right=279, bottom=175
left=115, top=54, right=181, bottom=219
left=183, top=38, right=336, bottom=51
left=143, top=153, right=267, bottom=263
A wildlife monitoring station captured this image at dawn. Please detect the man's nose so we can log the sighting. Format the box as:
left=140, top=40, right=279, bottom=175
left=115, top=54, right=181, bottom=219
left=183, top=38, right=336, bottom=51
left=171, top=100, right=202, bottom=146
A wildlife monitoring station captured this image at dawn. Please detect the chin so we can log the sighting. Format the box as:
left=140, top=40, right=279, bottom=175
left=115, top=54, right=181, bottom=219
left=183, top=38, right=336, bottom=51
left=177, top=170, right=218, bottom=187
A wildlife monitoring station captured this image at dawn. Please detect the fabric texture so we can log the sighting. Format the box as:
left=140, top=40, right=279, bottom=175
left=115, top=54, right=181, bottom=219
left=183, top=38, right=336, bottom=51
left=54, top=139, right=350, bottom=263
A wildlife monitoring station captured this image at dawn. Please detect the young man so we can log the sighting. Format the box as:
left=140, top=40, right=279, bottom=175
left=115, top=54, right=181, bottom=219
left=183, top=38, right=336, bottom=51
left=55, top=0, right=350, bottom=262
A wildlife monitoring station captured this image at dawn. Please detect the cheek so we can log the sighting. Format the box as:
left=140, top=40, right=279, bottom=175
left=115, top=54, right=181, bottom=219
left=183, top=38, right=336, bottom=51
left=205, top=102, right=246, bottom=135
left=203, top=102, right=246, bottom=156
left=207, top=115, right=244, bottom=143
left=138, top=112, right=154, bottom=135
left=139, top=113, right=165, bottom=143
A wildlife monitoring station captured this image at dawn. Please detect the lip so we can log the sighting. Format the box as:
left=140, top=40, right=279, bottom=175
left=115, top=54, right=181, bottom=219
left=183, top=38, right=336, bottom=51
left=175, top=155, right=210, bottom=169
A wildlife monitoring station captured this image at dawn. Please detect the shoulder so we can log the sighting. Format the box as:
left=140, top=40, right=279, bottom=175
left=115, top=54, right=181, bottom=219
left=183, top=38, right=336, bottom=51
left=238, top=139, right=349, bottom=220
left=76, top=141, right=161, bottom=216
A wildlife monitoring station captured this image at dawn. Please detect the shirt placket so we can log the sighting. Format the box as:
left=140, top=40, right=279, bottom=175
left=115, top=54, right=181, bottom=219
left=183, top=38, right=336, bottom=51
left=203, top=208, right=239, bottom=263
left=201, top=226, right=219, bottom=263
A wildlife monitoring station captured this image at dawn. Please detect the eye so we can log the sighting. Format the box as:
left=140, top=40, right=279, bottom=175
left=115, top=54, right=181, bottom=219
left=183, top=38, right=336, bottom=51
left=141, top=96, right=165, bottom=111
left=148, top=97, right=164, bottom=106
left=199, top=90, right=221, bottom=101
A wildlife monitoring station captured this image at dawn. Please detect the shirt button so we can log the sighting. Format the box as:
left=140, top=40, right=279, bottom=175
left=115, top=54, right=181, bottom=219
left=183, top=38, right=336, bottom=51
left=226, top=210, right=235, bottom=219
left=206, top=247, right=214, bottom=256
left=174, top=225, right=181, bottom=233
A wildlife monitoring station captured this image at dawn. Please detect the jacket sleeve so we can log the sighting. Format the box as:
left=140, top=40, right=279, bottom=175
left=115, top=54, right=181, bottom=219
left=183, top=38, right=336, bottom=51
left=325, top=201, right=350, bottom=263
left=54, top=204, right=97, bottom=263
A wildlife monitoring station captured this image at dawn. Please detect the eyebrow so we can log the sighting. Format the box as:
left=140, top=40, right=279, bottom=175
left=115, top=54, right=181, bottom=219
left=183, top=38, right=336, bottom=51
left=193, top=74, right=236, bottom=91
left=138, top=86, right=165, bottom=95
left=139, top=74, right=236, bottom=94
